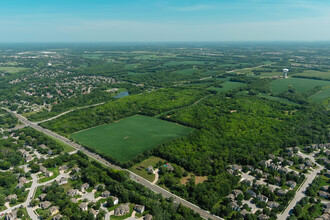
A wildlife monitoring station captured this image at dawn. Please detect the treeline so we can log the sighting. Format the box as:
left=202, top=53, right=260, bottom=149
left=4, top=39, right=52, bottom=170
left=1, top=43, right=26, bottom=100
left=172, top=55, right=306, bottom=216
left=146, top=94, right=330, bottom=211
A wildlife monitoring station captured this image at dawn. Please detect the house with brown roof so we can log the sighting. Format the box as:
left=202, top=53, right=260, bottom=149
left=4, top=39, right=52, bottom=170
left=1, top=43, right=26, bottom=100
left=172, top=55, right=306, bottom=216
left=40, top=201, right=51, bottom=209
left=134, top=204, right=145, bottom=214
left=39, top=193, right=47, bottom=201
left=114, top=203, right=130, bottom=216
left=5, top=210, right=17, bottom=220
left=49, top=206, right=59, bottom=215
left=79, top=202, right=88, bottom=212
left=81, top=183, right=90, bottom=191
left=6, top=194, right=17, bottom=202
left=102, top=190, right=111, bottom=198
left=90, top=208, right=97, bottom=218
left=52, top=214, right=63, bottom=220
left=144, top=214, right=153, bottom=220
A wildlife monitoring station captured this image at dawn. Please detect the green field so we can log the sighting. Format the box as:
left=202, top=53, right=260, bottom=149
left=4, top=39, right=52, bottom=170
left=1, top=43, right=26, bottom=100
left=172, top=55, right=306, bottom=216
left=270, top=78, right=330, bottom=94
left=293, top=70, right=330, bottom=80
left=257, top=93, right=300, bottom=106
left=164, top=60, right=206, bottom=66
left=71, top=115, right=194, bottom=162
left=0, top=66, right=30, bottom=73
left=208, top=81, right=246, bottom=93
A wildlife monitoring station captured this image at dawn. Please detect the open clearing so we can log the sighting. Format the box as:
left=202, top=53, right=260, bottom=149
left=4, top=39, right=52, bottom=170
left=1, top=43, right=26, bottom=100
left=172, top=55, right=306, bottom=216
left=270, top=78, right=330, bottom=94
left=180, top=174, right=208, bottom=185
left=0, top=66, right=30, bottom=73
left=293, top=70, right=330, bottom=80
left=208, top=81, right=246, bottom=93
left=71, top=115, right=194, bottom=162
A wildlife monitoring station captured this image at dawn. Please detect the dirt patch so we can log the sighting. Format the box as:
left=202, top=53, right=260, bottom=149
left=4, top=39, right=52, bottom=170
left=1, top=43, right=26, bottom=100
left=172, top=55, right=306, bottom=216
left=180, top=174, right=208, bottom=185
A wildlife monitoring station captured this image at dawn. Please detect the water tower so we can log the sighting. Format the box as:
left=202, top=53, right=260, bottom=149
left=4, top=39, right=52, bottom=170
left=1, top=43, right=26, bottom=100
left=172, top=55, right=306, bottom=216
left=283, top=68, right=289, bottom=78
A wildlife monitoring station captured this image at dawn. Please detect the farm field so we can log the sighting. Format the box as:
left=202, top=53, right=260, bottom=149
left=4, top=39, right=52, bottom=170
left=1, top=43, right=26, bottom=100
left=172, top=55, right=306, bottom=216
left=208, top=81, right=246, bottom=93
left=310, top=87, right=330, bottom=108
left=71, top=115, right=194, bottom=162
left=0, top=66, right=30, bottom=73
left=270, top=78, right=330, bottom=94
left=293, top=70, right=330, bottom=80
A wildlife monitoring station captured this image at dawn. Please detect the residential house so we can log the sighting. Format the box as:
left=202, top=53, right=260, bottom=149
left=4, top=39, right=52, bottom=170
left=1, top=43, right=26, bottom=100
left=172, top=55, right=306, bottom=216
left=305, top=160, right=313, bottom=167
left=40, top=144, right=47, bottom=150
left=45, top=170, right=53, bottom=177
left=318, top=191, right=330, bottom=199
left=70, top=198, right=78, bottom=203
left=6, top=194, right=17, bottom=202
left=297, top=164, right=305, bottom=170
left=146, top=166, right=154, bottom=174
left=114, top=203, right=130, bottom=216
left=232, top=189, right=243, bottom=197
left=89, top=208, right=97, bottom=218
left=111, top=196, right=119, bottom=205
left=19, top=177, right=27, bottom=184
left=25, top=155, right=33, bottom=163
left=321, top=186, right=329, bottom=192
left=58, top=177, right=67, bottom=185
left=52, top=214, right=63, bottom=220
left=278, top=167, right=288, bottom=174
left=247, top=189, right=257, bottom=198
left=94, top=184, right=105, bottom=190
left=231, top=164, right=242, bottom=171
left=246, top=165, right=254, bottom=171
left=257, top=194, right=269, bottom=203
left=40, top=201, right=51, bottom=209
left=72, top=167, right=81, bottom=173
left=5, top=210, right=17, bottom=220
left=240, top=210, right=248, bottom=217
left=16, top=182, right=24, bottom=189
left=229, top=202, right=240, bottom=211
left=49, top=206, right=59, bottom=215
left=286, top=181, right=297, bottom=189
left=267, top=201, right=279, bottom=208
left=39, top=165, right=47, bottom=173
left=226, top=194, right=235, bottom=201
left=276, top=189, right=286, bottom=196
left=81, top=183, right=90, bottom=191
left=59, top=165, right=68, bottom=172
left=258, top=214, right=269, bottom=220
left=102, top=190, right=111, bottom=198
left=144, top=214, right=153, bottom=220
left=39, top=193, right=47, bottom=201
left=134, top=204, right=145, bottom=214
left=67, top=189, right=79, bottom=197
left=79, top=202, right=88, bottom=212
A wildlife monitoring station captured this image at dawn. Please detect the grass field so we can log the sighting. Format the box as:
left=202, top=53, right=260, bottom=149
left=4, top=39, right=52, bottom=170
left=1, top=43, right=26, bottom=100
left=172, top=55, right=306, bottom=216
left=270, top=78, right=330, bottom=94
left=293, top=70, right=330, bottom=80
left=310, top=86, right=330, bottom=108
left=0, top=66, right=30, bottom=73
left=257, top=93, right=300, bottom=105
left=208, top=81, right=246, bottom=93
left=71, top=115, right=194, bottom=162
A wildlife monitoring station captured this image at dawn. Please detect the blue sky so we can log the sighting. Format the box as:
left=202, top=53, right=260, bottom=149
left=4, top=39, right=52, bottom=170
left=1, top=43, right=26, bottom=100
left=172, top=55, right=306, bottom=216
left=1, top=0, right=330, bottom=42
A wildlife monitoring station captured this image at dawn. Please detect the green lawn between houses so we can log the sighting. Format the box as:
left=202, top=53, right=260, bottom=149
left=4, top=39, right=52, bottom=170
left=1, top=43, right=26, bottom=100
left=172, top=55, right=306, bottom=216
left=71, top=115, right=194, bottom=162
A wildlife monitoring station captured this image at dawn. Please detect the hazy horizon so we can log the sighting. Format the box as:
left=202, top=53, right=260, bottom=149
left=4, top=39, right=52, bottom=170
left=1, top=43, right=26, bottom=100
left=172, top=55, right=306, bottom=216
left=2, top=0, right=330, bottom=42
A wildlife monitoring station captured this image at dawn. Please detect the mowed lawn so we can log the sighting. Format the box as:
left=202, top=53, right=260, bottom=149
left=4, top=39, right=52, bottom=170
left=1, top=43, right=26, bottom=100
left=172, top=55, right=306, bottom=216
left=71, top=115, right=193, bottom=162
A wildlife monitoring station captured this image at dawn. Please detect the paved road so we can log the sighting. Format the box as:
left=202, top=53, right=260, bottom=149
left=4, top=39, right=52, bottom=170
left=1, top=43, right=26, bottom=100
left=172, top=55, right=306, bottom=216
left=3, top=108, right=222, bottom=220
left=277, top=159, right=324, bottom=219
left=36, top=102, right=105, bottom=124
left=2, top=174, right=39, bottom=220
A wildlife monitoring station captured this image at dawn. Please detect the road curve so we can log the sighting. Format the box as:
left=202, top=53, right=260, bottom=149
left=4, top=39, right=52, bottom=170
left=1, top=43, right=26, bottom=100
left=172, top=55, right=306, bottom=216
left=2, top=107, right=222, bottom=220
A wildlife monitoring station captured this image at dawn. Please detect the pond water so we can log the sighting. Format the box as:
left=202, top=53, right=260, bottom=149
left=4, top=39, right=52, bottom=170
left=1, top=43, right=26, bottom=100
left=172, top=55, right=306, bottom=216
left=114, top=91, right=129, bottom=98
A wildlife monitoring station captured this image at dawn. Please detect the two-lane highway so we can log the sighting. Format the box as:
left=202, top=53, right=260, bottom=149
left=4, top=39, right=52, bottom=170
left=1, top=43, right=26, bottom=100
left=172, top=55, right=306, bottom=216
left=2, top=107, right=222, bottom=220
